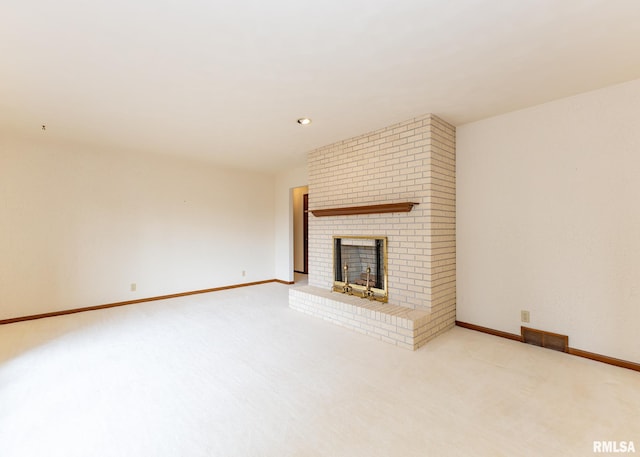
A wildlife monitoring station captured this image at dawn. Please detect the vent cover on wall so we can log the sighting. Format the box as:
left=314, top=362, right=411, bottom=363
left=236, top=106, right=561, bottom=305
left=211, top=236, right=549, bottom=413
left=521, top=326, right=569, bottom=353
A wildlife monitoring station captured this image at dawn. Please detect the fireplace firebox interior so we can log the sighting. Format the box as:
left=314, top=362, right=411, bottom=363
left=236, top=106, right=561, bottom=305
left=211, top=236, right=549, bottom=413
left=333, top=236, right=388, bottom=302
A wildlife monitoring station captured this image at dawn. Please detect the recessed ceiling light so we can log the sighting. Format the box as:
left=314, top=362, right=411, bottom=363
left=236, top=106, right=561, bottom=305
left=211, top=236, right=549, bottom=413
left=297, top=117, right=312, bottom=125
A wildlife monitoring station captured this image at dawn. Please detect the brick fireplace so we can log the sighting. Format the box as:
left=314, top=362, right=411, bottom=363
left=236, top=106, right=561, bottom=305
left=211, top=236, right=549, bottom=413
left=289, top=114, right=456, bottom=350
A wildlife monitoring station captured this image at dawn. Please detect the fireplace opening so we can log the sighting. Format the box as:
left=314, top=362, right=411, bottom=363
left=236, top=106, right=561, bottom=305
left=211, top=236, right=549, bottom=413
left=333, top=236, right=388, bottom=302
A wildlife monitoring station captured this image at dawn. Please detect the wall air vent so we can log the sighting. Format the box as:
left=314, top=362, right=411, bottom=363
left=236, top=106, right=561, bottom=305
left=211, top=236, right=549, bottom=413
left=521, top=326, right=568, bottom=353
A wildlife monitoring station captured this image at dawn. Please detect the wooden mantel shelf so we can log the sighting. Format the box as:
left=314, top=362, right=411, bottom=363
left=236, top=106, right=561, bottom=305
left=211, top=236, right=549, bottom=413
left=310, top=202, right=419, bottom=217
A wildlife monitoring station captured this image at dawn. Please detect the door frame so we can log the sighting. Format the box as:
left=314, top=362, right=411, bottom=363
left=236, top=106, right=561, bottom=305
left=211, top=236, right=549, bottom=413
left=303, top=193, right=308, bottom=274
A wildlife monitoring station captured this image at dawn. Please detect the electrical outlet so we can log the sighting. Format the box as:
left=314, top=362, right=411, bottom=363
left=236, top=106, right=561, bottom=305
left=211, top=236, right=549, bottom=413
left=131, top=283, right=137, bottom=292
left=521, top=310, right=530, bottom=323
left=242, top=270, right=246, bottom=277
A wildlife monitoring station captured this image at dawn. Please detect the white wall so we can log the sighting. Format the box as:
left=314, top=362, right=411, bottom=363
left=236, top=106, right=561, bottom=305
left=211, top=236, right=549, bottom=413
left=457, top=78, right=640, bottom=362
left=0, top=134, right=275, bottom=320
left=273, top=165, right=308, bottom=282
left=292, top=186, right=308, bottom=272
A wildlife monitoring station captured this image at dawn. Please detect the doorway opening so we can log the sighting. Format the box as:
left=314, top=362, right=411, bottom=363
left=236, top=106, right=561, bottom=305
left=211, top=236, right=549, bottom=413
left=292, top=185, right=309, bottom=277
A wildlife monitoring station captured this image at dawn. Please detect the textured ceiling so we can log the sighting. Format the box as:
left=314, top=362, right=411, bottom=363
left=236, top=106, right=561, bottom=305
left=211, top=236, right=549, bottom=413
left=2, top=0, right=640, bottom=172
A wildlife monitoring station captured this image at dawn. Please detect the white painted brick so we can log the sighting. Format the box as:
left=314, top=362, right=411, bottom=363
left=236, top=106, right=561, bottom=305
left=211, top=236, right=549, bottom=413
left=301, top=114, right=456, bottom=347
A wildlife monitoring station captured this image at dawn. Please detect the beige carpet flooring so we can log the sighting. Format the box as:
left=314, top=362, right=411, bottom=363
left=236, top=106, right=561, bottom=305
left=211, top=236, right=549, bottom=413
left=0, top=281, right=638, bottom=456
